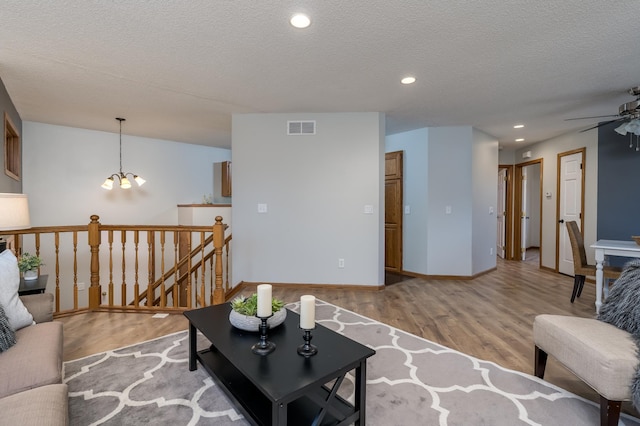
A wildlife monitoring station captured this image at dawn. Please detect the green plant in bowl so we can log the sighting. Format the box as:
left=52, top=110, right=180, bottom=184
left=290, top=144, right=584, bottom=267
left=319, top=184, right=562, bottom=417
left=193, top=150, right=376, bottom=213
left=17, top=252, right=44, bottom=273
left=231, top=293, right=284, bottom=316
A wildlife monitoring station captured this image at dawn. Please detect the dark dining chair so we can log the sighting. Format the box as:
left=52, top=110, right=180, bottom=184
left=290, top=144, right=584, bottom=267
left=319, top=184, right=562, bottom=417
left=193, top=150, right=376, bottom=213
left=565, top=221, right=621, bottom=302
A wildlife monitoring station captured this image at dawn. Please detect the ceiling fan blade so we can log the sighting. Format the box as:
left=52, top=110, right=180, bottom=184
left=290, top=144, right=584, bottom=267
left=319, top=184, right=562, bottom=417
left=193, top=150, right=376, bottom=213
left=565, top=114, right=620, bottom=121
left=579, top=119, right=622, bottom=133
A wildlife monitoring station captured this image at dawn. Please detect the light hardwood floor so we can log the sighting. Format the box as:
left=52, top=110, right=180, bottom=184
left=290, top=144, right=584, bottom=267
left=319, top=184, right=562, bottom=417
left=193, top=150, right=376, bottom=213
left=58, top=256, right=639, bottom=417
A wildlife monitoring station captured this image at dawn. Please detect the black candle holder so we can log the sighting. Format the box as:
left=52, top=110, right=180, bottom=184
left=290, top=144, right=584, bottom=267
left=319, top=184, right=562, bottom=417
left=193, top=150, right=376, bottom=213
left=251, top=315, right=276, bottom=355
left=297, top=328, right=318, bottom=357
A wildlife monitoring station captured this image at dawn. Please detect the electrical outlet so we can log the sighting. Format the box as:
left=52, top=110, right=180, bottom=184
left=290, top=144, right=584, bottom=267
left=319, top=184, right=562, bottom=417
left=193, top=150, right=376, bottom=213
left=338, top=258, right=345, bottom=268
left=77, top=282, right=86, bottom=291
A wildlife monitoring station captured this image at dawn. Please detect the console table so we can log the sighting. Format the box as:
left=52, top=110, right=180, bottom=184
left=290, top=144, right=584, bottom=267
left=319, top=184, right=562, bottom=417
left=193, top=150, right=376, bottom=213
left=184, top=303, right=375, bottom=426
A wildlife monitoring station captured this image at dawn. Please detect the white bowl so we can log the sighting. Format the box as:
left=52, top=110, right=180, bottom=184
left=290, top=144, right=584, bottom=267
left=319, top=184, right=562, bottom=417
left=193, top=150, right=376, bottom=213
left=229, top=308, right=287, bottom=332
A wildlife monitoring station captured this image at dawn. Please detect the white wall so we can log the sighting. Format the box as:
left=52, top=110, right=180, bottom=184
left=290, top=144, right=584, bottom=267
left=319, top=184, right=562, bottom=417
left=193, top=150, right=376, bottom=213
left=23, top=122, right=232, bottom=226
left=472, top=129, right=499, bottom=274
left=426, top=127, right=474, bottom=275
left=385, top=128, right=429, bottom=274
left=514, top=130, right=598, bottom=268
left=232, top=112, right=385, bottom=287
left=21, top=122, right=232, bottom=310
left=385, top=126, right=498, bottom=277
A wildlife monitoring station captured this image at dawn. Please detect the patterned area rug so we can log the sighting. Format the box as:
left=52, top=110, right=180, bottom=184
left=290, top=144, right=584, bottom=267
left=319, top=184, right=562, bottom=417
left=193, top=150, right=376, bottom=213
left=64, top=300, right=640, bottom=425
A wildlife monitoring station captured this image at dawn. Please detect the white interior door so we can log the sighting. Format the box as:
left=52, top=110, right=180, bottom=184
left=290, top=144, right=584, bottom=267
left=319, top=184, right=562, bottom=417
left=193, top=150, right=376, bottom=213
left=521, top=168, right=528, bottom=260
left=558, top=152, right=583, bottom=275
left=497, top=168, right=507, bottom=258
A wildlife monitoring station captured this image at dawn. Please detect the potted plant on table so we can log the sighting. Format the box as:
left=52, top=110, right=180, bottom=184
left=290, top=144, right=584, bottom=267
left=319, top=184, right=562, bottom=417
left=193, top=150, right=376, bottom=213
left=229, top=293, right=286, bottom=332
left=18, top=252, right=44, bottom=280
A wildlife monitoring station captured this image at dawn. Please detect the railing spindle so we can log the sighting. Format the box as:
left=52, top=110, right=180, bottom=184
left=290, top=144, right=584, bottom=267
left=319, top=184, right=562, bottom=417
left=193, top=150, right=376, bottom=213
left=55, top=232, right=60, bottom=313
left=160, top=231, right=166, bottom=308
left=72, top=232, right=78, bottom=310
left=173, top=231, right=178, bottom=307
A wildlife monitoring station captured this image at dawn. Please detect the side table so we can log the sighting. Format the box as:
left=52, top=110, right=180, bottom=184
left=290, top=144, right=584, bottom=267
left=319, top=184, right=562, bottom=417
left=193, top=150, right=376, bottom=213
left=18, top=274, right=48, bottom=296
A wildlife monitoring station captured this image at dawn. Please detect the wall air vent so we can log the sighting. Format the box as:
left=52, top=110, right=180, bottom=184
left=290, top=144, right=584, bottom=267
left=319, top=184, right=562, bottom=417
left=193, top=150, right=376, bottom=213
left=287, top=120, right=316, bottom=135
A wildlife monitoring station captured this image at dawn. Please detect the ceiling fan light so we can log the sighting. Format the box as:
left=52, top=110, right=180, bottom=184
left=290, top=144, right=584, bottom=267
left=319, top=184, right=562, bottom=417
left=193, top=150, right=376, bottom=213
left=101, top=177, right=114, bottom=190
left=626, top=119, right=640, bottom=135
left=614, top=122, right=629, bottom=135
left=134, top=175, right=146, bottom=186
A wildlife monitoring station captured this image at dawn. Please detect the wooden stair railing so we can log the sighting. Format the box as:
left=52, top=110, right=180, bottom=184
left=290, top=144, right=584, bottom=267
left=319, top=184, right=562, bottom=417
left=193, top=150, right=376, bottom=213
left=134, top=236, right=215, bottom=307
left=0, top=214, right=230, bottom=316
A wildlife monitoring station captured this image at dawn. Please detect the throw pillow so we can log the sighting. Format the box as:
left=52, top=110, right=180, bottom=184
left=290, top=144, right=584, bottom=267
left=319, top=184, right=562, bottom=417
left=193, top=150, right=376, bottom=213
left=0, top=303, right=16, bottom=352
left=597, top=259, right=640, bottom=337
left=0, top=250, right=34, bottom=330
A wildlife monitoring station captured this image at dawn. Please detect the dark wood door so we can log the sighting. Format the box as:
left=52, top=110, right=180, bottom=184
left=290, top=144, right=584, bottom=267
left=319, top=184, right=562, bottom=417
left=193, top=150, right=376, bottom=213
left=385, top=151, right=403, bottom=272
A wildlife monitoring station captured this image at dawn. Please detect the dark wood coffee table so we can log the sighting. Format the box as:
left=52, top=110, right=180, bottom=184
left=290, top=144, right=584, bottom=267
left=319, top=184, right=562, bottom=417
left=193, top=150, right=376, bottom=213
left=184, top=303, right=375, bottom=426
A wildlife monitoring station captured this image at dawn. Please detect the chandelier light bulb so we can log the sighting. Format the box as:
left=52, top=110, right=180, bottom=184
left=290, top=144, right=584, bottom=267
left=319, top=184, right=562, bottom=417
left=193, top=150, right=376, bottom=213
left=120, top=176, right=131, bottom=189
left=101, top=177, right=114, bottom=190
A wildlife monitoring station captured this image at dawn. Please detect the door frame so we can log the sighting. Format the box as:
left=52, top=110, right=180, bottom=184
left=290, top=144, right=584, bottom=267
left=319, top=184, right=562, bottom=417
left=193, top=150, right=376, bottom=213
left=514, top=158, right=543, bottom=266
left=555, top=148, right=586, bottom=273
left=498, top=165, right=514, bottom=259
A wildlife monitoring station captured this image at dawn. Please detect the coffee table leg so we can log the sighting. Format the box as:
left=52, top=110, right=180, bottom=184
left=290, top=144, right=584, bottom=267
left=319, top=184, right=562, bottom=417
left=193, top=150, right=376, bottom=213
left=188, top=322, right=197, bottom=371
left=355, top=361, right=366, bottom=425
left=273, top=402, right=286, bottom=426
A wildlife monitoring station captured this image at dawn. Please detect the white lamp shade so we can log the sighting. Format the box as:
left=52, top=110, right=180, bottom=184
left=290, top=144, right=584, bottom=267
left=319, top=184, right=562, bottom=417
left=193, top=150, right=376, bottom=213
left=120, top=176, right=132, bottom=189
left=0, top=193, right=31, bottom=230
left=134, top=175, right=146, bottom=186
left=101, top=177, right=114, bottom=190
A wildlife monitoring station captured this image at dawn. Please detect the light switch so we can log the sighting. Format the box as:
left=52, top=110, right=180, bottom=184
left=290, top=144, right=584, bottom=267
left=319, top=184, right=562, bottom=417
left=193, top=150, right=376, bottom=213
left=364, top=205, right=373, bottom=214
left=489, top=206, right=494, bottom=214
left=404, top=205, right=411, bottom=214
left=257, top=203, right=268, bottom=213
left=445, top=206, right=452, bottom=215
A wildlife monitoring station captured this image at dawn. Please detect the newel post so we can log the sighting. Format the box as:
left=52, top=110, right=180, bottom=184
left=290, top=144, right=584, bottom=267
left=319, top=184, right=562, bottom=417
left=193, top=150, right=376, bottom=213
left=88, top=215, right=102, bottom=310
left=213, top=216, right=225, bottom=305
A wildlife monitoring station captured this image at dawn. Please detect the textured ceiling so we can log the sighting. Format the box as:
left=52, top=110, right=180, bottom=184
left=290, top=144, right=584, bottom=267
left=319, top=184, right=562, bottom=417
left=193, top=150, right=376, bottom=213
left=1, top=1, right=639, bottom=150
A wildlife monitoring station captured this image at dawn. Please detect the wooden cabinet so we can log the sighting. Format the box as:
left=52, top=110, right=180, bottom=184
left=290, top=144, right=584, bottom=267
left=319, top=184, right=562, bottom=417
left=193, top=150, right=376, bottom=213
left=221, top=161, right=232, bottom=197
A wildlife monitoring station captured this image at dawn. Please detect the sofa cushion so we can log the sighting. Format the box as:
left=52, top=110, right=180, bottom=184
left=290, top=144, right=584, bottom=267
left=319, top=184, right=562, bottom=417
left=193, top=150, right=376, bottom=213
left=0, top=384, right=69, bottom=426
left=0, top=250, right=33, bottom=330
left=0, top=321, right=63, bottom=398
left=0, top=303, right=16, bottom=352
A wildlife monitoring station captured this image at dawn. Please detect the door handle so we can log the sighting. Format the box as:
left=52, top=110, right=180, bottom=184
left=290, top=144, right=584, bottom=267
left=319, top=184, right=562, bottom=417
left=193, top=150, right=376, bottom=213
left=559, top=219, right=565, bottom=224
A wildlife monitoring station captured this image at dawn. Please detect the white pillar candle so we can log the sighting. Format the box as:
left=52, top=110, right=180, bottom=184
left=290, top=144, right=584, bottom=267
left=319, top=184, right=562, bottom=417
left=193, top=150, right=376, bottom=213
left=300, top=295, right=316, bottom=329
left=256, top=284, right=272, bottom=317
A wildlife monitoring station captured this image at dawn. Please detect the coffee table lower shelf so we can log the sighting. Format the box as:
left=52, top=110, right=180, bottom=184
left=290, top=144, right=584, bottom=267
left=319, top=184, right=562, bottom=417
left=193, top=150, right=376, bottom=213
left=196, top=347, right=359, bottom=426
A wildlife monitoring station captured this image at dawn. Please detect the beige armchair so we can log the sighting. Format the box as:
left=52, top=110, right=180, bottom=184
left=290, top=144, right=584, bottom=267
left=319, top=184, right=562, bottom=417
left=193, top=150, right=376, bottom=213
left=533, top=314, right=637, bottom=426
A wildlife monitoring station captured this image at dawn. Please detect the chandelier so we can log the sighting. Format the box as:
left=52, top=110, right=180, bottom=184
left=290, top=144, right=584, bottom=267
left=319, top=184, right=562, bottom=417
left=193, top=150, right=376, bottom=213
left=614, top=118, right=640, bottom=152
left=101, top=118, right=146, bottom=190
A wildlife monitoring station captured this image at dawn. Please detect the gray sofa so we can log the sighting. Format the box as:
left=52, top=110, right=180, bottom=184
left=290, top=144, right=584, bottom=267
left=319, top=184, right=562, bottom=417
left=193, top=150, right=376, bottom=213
left=0, top=293, right=68, bottom=425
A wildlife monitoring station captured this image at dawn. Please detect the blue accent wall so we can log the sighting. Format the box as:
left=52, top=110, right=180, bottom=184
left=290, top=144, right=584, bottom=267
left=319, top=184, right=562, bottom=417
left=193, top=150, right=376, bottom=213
left=597, top=121, right=640, bottom=265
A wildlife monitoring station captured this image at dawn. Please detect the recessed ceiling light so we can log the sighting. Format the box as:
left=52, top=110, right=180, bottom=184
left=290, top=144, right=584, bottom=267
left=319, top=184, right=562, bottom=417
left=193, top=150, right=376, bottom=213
left=401, top=76, right=416, bottom=85
left=290, top=13, right=311, bottom=28
left=514, top=124, right=524, bottom=129
left=515, top=138, right=525, bottom=142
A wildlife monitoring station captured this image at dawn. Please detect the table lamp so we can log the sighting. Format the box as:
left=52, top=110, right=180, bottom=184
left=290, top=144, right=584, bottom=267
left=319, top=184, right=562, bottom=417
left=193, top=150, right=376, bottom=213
left=0, top=193, right=31, bottom=252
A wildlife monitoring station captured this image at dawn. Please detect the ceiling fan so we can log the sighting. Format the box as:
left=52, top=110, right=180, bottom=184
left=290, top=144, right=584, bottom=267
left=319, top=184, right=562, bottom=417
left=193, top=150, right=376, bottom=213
left=565, top=86, right=640, bottom=150
left=565, top=86, right=640, bottom=132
